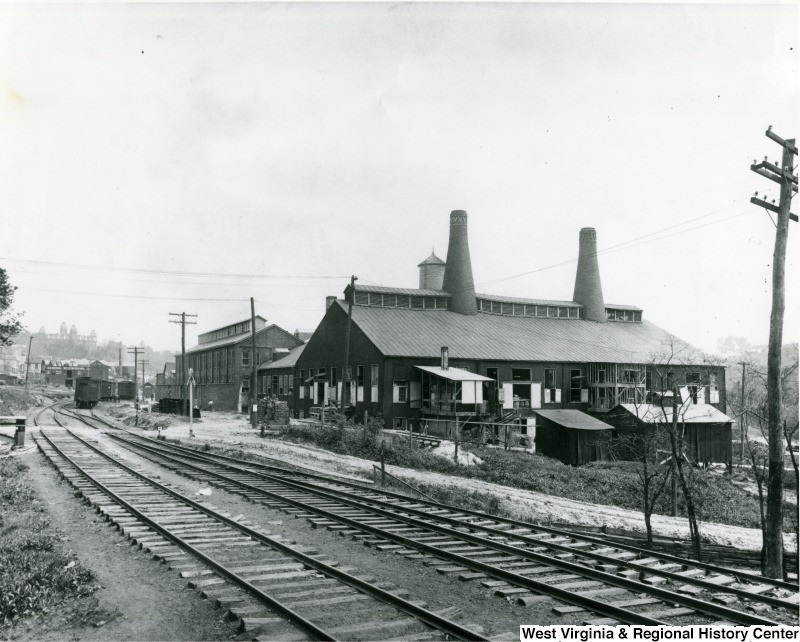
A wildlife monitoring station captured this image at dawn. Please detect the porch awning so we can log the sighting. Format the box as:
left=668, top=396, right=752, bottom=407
left=414, top=365, right=493, bottom=382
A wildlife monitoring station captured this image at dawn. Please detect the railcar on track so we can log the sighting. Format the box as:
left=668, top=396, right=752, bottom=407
left=74, top=377, right=102, bottom=408
left=117, top=380, right=136, bottom=401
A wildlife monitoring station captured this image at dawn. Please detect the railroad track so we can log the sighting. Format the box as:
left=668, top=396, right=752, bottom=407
left=31, top=420, right=491, bottom=641
left=81, top=423, right=798, bottom=628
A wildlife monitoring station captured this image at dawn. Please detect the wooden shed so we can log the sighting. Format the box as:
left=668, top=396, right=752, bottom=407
left=532, top=409, right=613, bottom=466
left=604, top=403, right=733, bottom=465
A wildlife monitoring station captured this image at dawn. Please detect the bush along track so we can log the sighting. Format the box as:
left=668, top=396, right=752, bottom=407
left=0, top=457, right=96, bottom=628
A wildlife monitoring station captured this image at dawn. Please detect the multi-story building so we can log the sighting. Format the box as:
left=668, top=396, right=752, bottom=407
left=286, top=210, right=728, bottom=461
left=175, top=316, right=303, bottom=412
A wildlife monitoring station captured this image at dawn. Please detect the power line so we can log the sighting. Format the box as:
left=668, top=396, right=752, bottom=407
left=0, top=256, right=349, bottom=281
left=20, top=287, right=249, bottom=302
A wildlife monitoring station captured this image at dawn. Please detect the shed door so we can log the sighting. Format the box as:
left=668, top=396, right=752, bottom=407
left=502, top=383, right=513, bottom=409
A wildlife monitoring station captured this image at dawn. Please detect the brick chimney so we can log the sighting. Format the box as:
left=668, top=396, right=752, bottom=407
left=442, top=210, right=477, bottom=315
left=572, top=228, right=605, bottom=322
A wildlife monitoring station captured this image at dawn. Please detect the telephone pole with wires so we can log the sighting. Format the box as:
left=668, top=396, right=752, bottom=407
left=127, top=346, right=141, bottom=426
left=140, top=359, right=149, bottom=402
left=749, top=126, right=797, bottom=579
left=169, top=312, right=197, bottom=417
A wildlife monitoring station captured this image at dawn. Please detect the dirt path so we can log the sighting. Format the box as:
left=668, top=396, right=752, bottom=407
left=11, top=446, right=239, bottom=641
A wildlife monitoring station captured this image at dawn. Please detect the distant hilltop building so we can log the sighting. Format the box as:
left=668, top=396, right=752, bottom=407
left=35, top=324, right=98, bottom=349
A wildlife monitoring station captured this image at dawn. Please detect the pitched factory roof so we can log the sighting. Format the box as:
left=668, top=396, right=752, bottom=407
left=533, top=409, right=613, bottom=431
left=259, top=344, right=307, bottom=371
left=334, top=301, right=705, bottom=365
left=617, top=404, right=733, bottom=424
left=476, top=293, right=582, bottom=307
left=354, top=284, right=451, bottom=297
left=414, top=365, right=493, bottom=382
left=182, top=324, right=296, bottom=355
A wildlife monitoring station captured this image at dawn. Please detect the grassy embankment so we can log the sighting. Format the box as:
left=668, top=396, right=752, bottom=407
left=270, top=421, right=796, bottom=533
left=0, top=458, right=96, bottom=628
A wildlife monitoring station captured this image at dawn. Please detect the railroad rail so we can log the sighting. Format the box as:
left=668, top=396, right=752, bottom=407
left=31, top=417, right=490, bottom=641
left=91, top=426, right=798, bottom=627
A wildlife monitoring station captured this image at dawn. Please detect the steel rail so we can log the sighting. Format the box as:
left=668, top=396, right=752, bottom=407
left=36, top=429, right=337, bottom=641
left=39, top=426, right=486, bottom=642
left=109, top=433, right=765, bottom=626
left=110, top=431, right=796, bottom=616
left=112, top=425, right=798, bottom=593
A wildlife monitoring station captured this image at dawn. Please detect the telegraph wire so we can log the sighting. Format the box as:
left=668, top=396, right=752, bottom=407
left=0, top=256, right=349, bottom=281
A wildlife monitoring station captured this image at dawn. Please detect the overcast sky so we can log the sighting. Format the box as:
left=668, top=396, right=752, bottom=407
left=1, top=2, right=797, bottom=355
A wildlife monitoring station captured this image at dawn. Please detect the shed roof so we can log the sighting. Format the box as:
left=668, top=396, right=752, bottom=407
left=259, top=343, right=307, bottom=371
left=335, top=301, right=706, bottom=365
left=182, top=324, right=296, bottom=355
left=616, top=404, right=733, bottom=424
left=354, top=284, right=451, bottom=297
left=533, top=409, right=613, bottom=431
left=414, top=366, right=493, bottom=382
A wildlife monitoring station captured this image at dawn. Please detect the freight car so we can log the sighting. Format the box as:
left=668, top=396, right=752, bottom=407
left=118, top=380, right=136, bottom=401
left=74, top=377, right=102, bottom=409
left=99, top=379, right=116, bottom=401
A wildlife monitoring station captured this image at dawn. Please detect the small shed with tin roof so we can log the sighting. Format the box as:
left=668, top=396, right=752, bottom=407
left=532, top=409, right=613, bottom=465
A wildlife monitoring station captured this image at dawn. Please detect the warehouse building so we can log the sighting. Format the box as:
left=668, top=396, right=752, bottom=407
left=175, top=316, right=303, bottom=412
left=287, top=210, right=727, bottom=463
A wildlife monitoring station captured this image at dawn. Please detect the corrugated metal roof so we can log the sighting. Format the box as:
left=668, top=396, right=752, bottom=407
left=336, top=301, right=707, bottom=365
left=259, top=343, right=307, bottom=371
left=606, top=303, right=644, bottom=312
left=617, top=404, right=732, bottom=424
left=354, top=284, right=451, bottom=297
left=477, top=294, right=582, bottom=307
left=183, top=324, right=291, bottom=355
left=415, top=366, right=493, bottom=382
left=533, top=409, right=613, bottom=431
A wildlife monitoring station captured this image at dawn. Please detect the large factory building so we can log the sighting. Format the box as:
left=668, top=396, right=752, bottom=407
left=272, top=210, right=728, bottom=462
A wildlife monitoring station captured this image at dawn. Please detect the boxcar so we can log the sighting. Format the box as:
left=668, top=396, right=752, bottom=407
left=74, top=377, right=102, bottom=409
left=99, top=380, right=116, bottom=401
left=118, top=380, right=136, bottom=401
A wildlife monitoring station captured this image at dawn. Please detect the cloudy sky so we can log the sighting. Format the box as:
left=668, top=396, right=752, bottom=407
left=1, top=2, right=797, bottom=354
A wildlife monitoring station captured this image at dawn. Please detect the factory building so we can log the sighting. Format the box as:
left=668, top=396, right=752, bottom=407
left=286, top=210, right=727, bottom=462
left=175, top=316, right=303, bottom=413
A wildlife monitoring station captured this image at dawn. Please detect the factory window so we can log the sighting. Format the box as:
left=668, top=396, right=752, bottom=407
left=512, top=368, right=531, bottom=381
left=355, top=291, right=369, bottom=305
left=242, top=351, right=250, bottom=367
left=633, top=311, right=642, bottom=322
left=271, top=375, right=278, bottom=395
left=501, top=303, right=512, bottom=315
left=570, top=369, right=582, bottom=402
left=371, top=364, right=379, bottom=385
left=598, top=368, right=606, bottom=384
left=299, top=370, right=305, bottom=386
left=486, top=367, right=499, bottom=384
left=393, top=417, right=407, bottom=430
left=490, top=301, right=499, bottom=314
left=397, top=295, right=410, bottom=308
left=288, top=375, right=294, bottom=397
left=393, top=381, right=409, bottom=403
left=558, top=307, right=569, bottom=318
left=622, top=369, right=637, bottom=384
left=645, top=370, right=652, bottom=391
left=356, top=366, right=364, bottom=386
left=383, top=294, right=397, bottom=307
left=330, top=367, right=337, bottom=386
left=479, top=299, right=488, bottom=312
left=606, top=309, right=615, bottom=321
left=544, top=368, right=556, bottom=403
left=687, top=371, right=701, bottom=404
left=512, top=304, right=524, bottom=315
left=437, top=298, right=448, bottom=310
left=278, top=376, right=284, bottom=396
left=568, top=308, right=578, bottom=319
left=547, top=307, right=557, bottom=318
left=410, top=296, right=423, bottom=310
left=367, top=293, right=380, bottom=306
left=535, top=306, right=546, bottom=317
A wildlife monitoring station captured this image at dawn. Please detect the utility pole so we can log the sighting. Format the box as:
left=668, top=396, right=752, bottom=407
left=24, top=336, right=33, bottom=397
left=670, top=372, right=679, bottom=518
left=140, top=359, right=149, bottom=401
left=127, top=347, right=141, bottom=426
left=750, top=126, right=797, bottom=579
left=250, top=298, right=257, bottom=430
left=118, top=342, right=122, bottom=374
left=739, top=361, right=747, bottom=465
left=169, top=312, right=197, bottom=416
left=341, top=275, right=358, bottom=412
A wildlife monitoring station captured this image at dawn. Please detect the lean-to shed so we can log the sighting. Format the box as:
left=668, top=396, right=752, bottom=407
left=532, top=409, right=613, bottom=465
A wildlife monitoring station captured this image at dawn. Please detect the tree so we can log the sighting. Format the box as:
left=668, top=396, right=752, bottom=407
left=0, top=268, right=24, bottom=346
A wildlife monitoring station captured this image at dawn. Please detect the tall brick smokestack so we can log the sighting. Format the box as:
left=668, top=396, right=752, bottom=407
left=442, top=210, right=477, bottom=315
left=573, top=228, right=606, bottom=322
